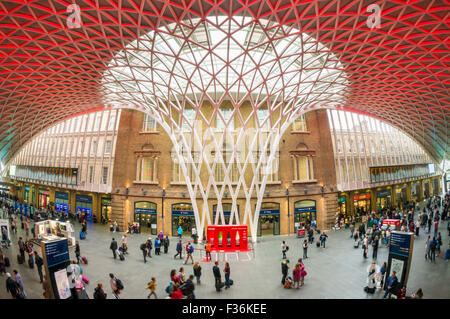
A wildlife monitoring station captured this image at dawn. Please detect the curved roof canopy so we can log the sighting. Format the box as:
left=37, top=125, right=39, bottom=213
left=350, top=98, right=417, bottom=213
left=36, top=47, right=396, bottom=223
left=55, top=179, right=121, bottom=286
left=0, top=0, right=448, bottom=164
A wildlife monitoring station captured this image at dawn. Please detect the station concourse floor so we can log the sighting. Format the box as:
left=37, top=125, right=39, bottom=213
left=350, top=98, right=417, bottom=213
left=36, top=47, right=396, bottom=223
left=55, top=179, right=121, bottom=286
left=0, top=212, right=448, bottom=299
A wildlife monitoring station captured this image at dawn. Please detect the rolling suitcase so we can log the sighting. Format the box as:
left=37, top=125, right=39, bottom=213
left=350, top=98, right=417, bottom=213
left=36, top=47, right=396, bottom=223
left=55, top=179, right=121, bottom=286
left=215, top=281, right=225, bottom=291
left=79, top=231, right=85, bottom=240
left=17, top=254, right=24, bottom=264
left=81, top=256, right=88, bottom=265
left=316, top=241, right=320, bottom=248
left=119, top=251, right=125, bottom=261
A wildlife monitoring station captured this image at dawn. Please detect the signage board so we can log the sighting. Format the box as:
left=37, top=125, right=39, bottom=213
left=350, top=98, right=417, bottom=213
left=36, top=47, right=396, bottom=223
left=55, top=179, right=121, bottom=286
left=294, top=206, right=316, bottom=213
left=259, top=209, right=280, bottom=215
left=44, top=239, right=70, bottom=268
left=135, top=208, right=157, bottom=214
left=54, top=269, right=71, bottom=299
left=172, top=210, right=194, bottom=216
left=389, top=231, right=412, bottom=257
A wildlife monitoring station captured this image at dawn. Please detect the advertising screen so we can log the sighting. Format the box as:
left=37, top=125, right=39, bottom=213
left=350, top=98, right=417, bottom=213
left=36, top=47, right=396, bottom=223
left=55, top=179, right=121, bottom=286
left=45, top=239, right=70, bottom=267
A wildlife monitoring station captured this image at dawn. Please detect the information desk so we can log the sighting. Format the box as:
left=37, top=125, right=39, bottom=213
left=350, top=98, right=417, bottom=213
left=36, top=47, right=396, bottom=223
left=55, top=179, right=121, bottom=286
left=35, top=220, right=75, bottom=247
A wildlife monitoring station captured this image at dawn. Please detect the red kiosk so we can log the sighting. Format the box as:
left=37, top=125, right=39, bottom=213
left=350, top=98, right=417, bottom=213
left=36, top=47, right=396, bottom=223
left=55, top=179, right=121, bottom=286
left=382, top=219, right=401, bottom=230
left=206, top=225, right=248, bottom=252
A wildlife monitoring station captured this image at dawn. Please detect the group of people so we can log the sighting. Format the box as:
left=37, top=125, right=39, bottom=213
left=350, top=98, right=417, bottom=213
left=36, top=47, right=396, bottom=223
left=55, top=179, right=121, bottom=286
left=281, top=258, right=307, bottom=289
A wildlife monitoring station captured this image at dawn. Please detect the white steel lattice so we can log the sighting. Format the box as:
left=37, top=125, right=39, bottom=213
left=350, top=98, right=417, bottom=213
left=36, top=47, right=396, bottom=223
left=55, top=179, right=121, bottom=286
left=102, top=17, right=349, bottom=242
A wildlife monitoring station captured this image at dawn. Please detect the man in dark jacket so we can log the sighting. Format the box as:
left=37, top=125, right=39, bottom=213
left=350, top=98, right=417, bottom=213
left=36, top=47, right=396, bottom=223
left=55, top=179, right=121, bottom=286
left=281, top=259, right=289, bottom=285
left=18, top=237, right=25, bottom=263
left=110, top=238, right=118, bottom=259
left=174, top=240, right=183, bottom=259
left=213, top=261, right=222, bottom=290
left=383, top=271, right=398, bottom=299
left=180, top=275, right=195, bottom=299
left=93, top=283, right=107, bottom=299
left=163, top=236, right=170, bottom=254
left=34, top=251, right=44, bottom=283
left=6, top=273, right=20, bottom=299
left=146, top=238, right=153, bottom=258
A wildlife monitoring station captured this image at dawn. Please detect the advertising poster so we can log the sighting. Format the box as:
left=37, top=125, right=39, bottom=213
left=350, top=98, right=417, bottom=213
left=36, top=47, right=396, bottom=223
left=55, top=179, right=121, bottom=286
left=390, top=257, right=404, bottom=281
left=54, top=269, right=71, bottom=299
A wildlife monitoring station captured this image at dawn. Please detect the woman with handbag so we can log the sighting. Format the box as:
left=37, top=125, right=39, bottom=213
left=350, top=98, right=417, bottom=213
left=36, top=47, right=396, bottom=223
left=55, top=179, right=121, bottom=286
left=298, top=258, right=307, bottom=287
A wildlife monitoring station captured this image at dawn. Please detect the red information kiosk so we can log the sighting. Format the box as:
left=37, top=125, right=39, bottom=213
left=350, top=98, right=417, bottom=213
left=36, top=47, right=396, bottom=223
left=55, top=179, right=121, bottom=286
left=207, top=225, right=248, bottom=252
left=382, top=219, right=401, bottom=230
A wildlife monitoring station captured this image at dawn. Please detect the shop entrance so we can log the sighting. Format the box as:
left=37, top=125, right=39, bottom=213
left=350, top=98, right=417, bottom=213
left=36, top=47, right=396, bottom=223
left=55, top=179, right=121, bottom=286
left=432, top=179, right=440, bottom=196
left=376, top=189, right=392, bottom=211
left=424, top=181, right=430, bottom=198
left=55, top=191, right=69, bottom=215
left=257, top=202, right=280, bottom=236
left=172, top=203, right=195, bottom=237
left=212, top=203, right=240, bottom=225
left=38, top=189, right=50, bottom=209
left=75, top=194, right=93, bottom=220
left=395, top=186, right=407, bottom=209
left=134, top=201, right=157, bottom=235
left=101, top=198, right=112, bottom=224
left=353, top=193, right=371, bottom=216
left=411, top=183, right=421, bottom=202
left=338, top=195, right=347, bottom=217
left=294, top=200, right=316, bottom=229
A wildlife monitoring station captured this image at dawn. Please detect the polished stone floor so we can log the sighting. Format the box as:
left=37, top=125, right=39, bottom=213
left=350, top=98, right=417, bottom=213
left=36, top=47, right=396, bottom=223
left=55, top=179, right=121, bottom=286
left=0, top=202, right=448, bottom=299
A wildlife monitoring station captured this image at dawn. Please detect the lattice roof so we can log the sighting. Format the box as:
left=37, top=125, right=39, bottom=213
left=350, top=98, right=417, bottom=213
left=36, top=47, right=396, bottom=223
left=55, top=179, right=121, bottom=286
left=0, top=0, right=449, bottom=164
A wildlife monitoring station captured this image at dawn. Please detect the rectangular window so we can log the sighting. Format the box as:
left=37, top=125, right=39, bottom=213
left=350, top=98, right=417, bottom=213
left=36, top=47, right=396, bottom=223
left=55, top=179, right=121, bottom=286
left=141, top=157, right=154, bottom=181
left=143, top=114, right=157, bottom=132
left=105, top=141, right=112, bottom=154
left=182, top=109, right=196, bottom=131
left=91, top=140, right=97, bottom=154
left=89, top=166, right=94, bottom=183
left=216, top=109, right=233, bottom=130
left=297, top=156, right=309, bottom=180
left=293, top=114, right=307, bottom=132
left=108, top=115, right=116, bottom=130
left=102, top=167, right=108, bottom=184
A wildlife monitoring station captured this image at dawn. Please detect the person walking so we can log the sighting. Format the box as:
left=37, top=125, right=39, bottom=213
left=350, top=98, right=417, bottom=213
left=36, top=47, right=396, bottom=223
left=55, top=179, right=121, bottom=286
left=24, top=218, right=30, bottom=237
left=372, top=236, right=379, bottom=260
left=193, top=262, right=202, bottom=284
left=350, top=223, right=355, bottom=238
left=154, top=237, right=161, bottom=255
left=109, top=238, right=118, bottom=259
left=281, top=259, right=289, bottom=285
left=205, top=240, right=212, bottom=261
left=5, top=273, right=20, bottom=299
left=224, top=262, right=232, bottom=289
left=298, top=258, right=307, bottom=287
left=177, top=226, right=183, bottom=238
left=109, top=273, right=122, bottom=299
left=281, top=241, right=287, bottom=259
left=429, top=237, right=437, bottom=262
left=140, top=242, right=148, bottom=263
left=18, top=237, right=25, bottom=263
left=181, top=275, right=195, bottom=299
left=178, top=267, right=186, bottom=284
left=120, top=233, right=128, bottom=254
left=13, top=269, right=26, bottom=298
left=174, top=240, right=183, bottom=259
left=425, top=236, right=431, bottom=260
left=319, top=232, right=328, bottom=248
left=292, top=263, right=301, bottom=289
left=163, top=235, right=170, bottom=254
left=213, top=261, right=222, bottom=291
left=379, top=262, right=387, bottom=288
left=146, top=237, right=153, bottom=258
left=383, top=271, right=398, bottom=299
left=302, top=240, right=308, bottom=259
left=363, top=235, right=369, bottom=259
left=436, top=232, right=442, bottom=257
left=34, top=251, right=44, bottom=283
left=93, top=283, right=107, bottom=299
left=146, top=277, right=157, bottom=299
left=184, top=242, right=194, bottom=264
left=75, top=241, right=81, bottom=264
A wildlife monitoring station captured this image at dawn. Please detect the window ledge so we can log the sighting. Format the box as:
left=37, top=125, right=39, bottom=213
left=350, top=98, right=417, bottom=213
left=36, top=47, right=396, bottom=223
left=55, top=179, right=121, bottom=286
left=139, top=131, right=160, bottom=135
left=291, top=131, right=310, bottom=134
left=133, top=181, right=159, bottom=185
left=258, top=181, right=282, bottom=185
left=293, top=179, right=317, bottom=184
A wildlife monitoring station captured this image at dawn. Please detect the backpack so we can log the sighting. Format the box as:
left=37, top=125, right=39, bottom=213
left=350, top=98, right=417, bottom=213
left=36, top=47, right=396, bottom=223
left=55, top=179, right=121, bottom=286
left=188, top=245, right=194, bottom=254
left=140, top=243, right=146, bottom=251
left=115, top=278, right=124, bottom=290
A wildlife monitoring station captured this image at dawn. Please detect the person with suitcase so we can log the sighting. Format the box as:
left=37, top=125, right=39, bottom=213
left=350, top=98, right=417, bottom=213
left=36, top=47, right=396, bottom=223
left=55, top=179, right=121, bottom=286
left=213, top=261, right=223, bottom=291
left=34, top=251, right=44, bottom=283
left=109, top=238, right=118, bottom=259
left=75, top=241, right=81, bottom=264
left=224, top=262, right=233, bottom=289
left=17, top=237, right=25, bottom=264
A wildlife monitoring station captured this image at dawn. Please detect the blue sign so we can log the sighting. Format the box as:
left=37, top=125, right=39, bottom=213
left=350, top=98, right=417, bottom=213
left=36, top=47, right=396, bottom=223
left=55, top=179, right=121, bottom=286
left=259, top=209, right=280, bottom=216
left=213, top=210, right=232, bottom=217
left=135, top=208, right=156, bottom=214
left=377, top=190, right=391, bottom=197
left=172, top=210, right=194, bottom=216
left=55, top=191, right=69, bottom=200
left=295, top=206, right=316, bottom=213
left=389, top=232, right=412, bottom=257
left=45, top=239, right=70, bottom=268
left=76, top=207, right=92, bottom=219
left=76, top=195, right=92, bottom=203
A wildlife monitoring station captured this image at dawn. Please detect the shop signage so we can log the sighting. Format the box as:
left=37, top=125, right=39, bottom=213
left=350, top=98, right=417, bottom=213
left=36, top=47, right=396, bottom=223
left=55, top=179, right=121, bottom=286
left=377, top=189, right=391, bottom=197
left=338, top=197, right=346, bottom=203
left=55, top=191, right=69, bottom=200
left=39, top=189, right=50, bottom=195
left=101, top=198, right=111, bottom=205
left=45, top=239, right=70, bottom=268
left=213, top=210, right=232, bottom=216
left=172, top=210, right=194, bottom=216
left=75, top=195, right=92, bottom=203
left=354, top=194, right=371, bottom=200
left=10, top=165, right=78, bottom=186
left=259, top=209, right=280, bottom=215
left=135, top=208, right=157, bottom=214
left=294, top=206, right=316, bottom=213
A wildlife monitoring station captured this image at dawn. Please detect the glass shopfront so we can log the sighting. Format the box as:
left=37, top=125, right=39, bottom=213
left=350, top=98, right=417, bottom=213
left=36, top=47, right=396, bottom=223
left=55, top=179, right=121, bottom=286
left=134, top=201, right=157, bottom=235
left=75, top=194, right=93, bottom=219
left=338, top=195, right=347, bottom=216
left=55, top=191, right=69, bottom=213
left=38, top=189, right=50, bottom=209
left=24, top=186, right=30, bottom=203
left=376, top=189, right=392, bottom=211
left=394, top=186, right=408, bottom=209
left=423, top=181, right=430, bottom=198
left=432, top=179, right=440, bottom=196
left=257, top=202, right=280, bottom=236
left=172, top=203, right=195, bottom=237
left=212, top=203, right=240, bottom=225
left=353, top=192, right=371, bottom=215
left=294, top=200, right=316, bottom=228
left=411, top=183, right=421, bottom=202
left=101, top=197, right=112, bottom=223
